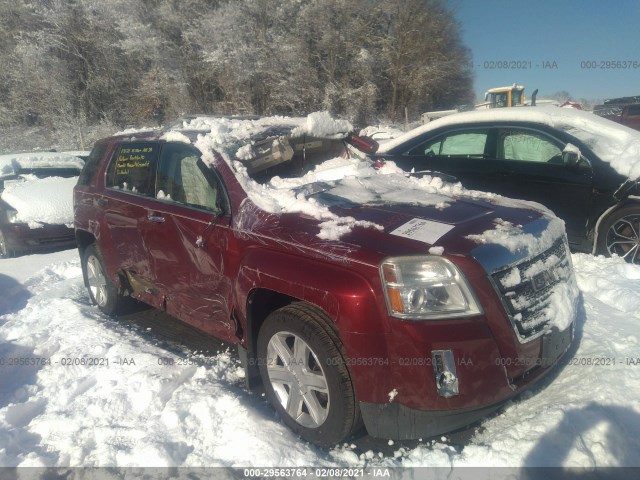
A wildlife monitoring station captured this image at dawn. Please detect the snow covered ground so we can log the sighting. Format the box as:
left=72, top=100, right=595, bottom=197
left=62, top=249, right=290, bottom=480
left=1, top=248, right=639, bottom=469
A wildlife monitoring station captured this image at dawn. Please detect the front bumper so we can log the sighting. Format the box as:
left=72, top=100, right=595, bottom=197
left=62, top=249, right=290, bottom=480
left=360, top=398, right=506, bottom=440
left=1, top=224, right=76, bottom=254
left=357, top=322, right=574, bottom=440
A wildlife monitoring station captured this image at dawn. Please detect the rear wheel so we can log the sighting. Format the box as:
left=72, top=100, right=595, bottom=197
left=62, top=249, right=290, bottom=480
left=597, top=205, right=640, bottom=264
left=82, top=244, right=123, bottom=315
left=257, top=302, right=361, bottom=447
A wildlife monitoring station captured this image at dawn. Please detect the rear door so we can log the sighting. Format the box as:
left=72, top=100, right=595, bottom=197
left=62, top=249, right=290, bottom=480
left=391, top=127, right=502, bottom=186
left=103, top=142, right=165, bottom=309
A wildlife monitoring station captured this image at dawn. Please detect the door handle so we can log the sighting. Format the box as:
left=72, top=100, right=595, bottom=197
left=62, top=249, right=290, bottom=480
left=96, top=198, right=108, bottom=206
left=147, top=214, right=165, bottom=223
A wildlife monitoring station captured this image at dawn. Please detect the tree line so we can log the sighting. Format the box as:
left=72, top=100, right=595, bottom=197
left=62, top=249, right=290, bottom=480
left=0, top=0, right=473, bottom=146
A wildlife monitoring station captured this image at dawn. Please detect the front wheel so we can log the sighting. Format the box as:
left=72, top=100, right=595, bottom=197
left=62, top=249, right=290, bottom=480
left=257, top=302, right=361, bottom=447
left=81, top=244, right=123, bottom=315
left=597, top=205, right=640, bottom=264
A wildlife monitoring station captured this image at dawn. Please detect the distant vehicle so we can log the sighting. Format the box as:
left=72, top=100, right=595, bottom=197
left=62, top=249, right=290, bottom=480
left=594, top=96, right=640, bottom=131
left=0, top=152, right=84, bottom=257
left=374, top=106, right=640, bottom=263
left=476, top=84, right=527, bottom=109
left=74, top=114, right=576, bottom=446
left=422, top=85, right=557, bottom=124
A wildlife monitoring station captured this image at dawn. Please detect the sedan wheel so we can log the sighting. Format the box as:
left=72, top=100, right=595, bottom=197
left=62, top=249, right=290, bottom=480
left=603, top=210, right=640, bottom=264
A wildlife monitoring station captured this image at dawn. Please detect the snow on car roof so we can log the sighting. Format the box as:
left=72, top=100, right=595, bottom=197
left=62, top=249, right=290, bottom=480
left=378, top=106, right=640, bottom=179
left=0, top=151, right=85, bottom=176
left=165, top=111, right=353, bottom=140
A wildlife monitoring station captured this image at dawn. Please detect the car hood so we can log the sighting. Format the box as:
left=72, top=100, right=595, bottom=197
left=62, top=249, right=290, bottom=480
left=1, top=175, right=77, bottom=228
left=242, top=173, right=563, bottom=272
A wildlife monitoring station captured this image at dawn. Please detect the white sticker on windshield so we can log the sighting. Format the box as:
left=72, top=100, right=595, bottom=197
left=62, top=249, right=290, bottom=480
left=390, top=218, right=454, bottom=245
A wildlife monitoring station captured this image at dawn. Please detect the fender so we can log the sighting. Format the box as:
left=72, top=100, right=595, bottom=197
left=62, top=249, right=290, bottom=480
left=235, top=247, right=389, bottom=335
left=591, top=195, right=640, bottom=254
left=235, top=247, right=395, bottom=403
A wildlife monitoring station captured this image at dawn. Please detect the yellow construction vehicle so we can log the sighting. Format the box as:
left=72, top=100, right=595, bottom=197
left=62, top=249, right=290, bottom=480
left=476, top=84, right=527, bottom=109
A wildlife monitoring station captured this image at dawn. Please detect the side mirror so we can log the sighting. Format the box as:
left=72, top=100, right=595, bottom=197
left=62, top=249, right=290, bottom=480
left=562, top=150, right=580, bottom=166
left=562, top=143, right=581, bottom=167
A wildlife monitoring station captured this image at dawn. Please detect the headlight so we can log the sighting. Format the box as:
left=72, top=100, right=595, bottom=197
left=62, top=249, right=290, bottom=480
left=380, top=256, right=482, bottom=319
left=6, top=209, right=19, bottom=223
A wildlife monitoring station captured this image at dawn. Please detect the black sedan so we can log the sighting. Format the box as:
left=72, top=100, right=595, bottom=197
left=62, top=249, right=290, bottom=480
left=372, top=107, right=640, bottom=263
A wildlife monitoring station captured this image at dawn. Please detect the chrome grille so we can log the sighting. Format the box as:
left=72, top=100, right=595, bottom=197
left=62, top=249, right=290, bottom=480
left=491, top=238, right=573, bottom=341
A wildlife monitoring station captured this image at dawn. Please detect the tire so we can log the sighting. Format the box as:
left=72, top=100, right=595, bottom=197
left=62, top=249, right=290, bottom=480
left=257, top=302, right=361, bottom=447
left=597, top=205, right=640, bottom=264
left=81, top=244, right=123, bottom=315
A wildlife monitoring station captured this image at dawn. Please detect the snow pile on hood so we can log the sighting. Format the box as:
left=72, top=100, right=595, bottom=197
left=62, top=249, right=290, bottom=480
left=466, top=216, right=566, bottom=256
left=378, top=106, right=640, bottom=179
left=1, top=176, right=77, bottom=228
left=0, top=152, right=84, bottom=176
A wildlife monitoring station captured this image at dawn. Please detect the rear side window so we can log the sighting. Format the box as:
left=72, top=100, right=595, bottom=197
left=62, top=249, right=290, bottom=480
left=106, top=142, right=159, bottom=196
left=78, top=143, right=107, bottom=186
left=408, top=130, right=489, bottom=157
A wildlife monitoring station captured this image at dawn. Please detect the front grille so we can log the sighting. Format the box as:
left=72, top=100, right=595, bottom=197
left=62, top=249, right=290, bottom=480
left=491, top=238, right=573, bottom=341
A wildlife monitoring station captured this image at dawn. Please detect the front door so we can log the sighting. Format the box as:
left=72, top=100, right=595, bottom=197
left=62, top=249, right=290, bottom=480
left=142, top=142, right=236, bottom=340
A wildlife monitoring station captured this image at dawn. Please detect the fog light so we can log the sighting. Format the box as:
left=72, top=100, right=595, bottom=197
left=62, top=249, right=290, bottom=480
left=432, top=350, right=459, bottom=397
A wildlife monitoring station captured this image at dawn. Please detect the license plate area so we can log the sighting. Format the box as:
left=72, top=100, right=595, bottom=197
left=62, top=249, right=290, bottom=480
left=541, top=323, right=574, bottom=367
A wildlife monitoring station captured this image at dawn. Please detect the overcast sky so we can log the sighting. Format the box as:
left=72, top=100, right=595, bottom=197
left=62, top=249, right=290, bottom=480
left=454, top=0, right=640, bottom=101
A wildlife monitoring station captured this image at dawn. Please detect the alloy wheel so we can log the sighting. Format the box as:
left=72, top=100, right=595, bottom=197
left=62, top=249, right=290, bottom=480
left=266, top=331, right=330, bottom=428
left=606, top=214, right=640, bottom=264
left=86, top=254, right=108, bottom=307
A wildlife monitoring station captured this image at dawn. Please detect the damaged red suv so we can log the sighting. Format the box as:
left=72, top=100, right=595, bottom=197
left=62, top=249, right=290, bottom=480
left=74, top=114, right=578, bottom=446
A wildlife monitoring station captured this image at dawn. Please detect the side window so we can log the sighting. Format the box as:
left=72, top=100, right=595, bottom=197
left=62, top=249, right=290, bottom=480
left=156, top=143, right=226, bottom=213
left=106, top=142, right=159, bottom=195
left=498, top=129, right=562, bottom=163
left=78, top=142, right=107, bottom=186
left=408, top=130, right=489, bottom=157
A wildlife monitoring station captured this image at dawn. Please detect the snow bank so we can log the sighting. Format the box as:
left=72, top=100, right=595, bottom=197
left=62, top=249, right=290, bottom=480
left=378, top=106, right=640, bottom=179
left=572, top=253, right=640, bottom=316
left=1, top=176, right=77, bottom=227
